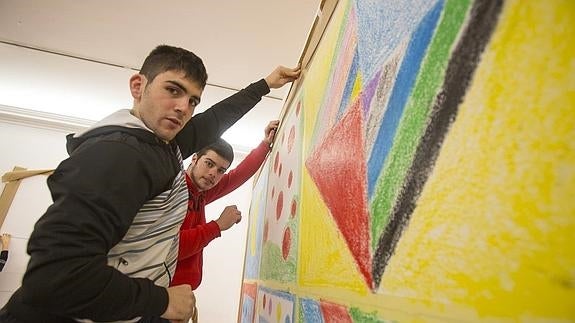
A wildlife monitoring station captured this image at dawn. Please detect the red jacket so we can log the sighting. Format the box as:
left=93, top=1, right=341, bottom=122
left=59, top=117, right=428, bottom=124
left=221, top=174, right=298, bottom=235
left=171, top=141, right=270, bottom=289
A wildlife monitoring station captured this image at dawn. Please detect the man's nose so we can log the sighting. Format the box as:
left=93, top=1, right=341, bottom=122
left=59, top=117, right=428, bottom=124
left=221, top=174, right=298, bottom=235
left=175, top=98, right=193, bottom=116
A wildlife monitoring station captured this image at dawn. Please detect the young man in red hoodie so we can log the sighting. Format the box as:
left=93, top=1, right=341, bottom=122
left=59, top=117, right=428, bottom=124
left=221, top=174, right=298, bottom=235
left=170, top=120, right=278, bottom=320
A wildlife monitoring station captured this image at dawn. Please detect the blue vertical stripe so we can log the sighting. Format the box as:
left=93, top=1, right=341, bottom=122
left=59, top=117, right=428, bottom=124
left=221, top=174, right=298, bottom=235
left=367, top=0, right=444, bottom=198
left=337, top=49, right=360, bottom=121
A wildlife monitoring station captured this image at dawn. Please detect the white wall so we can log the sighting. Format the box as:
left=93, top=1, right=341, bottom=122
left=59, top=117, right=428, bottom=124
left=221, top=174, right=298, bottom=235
left=0, top=43, right=284, bottom=152
left=0, top=119, right=253, bottom=322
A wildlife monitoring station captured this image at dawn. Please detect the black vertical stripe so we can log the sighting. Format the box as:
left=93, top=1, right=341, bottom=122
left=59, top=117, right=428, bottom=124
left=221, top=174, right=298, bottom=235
left=373, top=0, right=504, bottom=288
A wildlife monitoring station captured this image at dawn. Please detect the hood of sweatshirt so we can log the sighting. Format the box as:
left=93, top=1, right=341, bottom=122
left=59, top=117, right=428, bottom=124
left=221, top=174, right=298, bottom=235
left=66, top=109, right=164, bottom=154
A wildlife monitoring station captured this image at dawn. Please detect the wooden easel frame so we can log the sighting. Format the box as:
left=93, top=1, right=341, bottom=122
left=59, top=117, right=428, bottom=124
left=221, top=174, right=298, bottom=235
left=0, top=167, right=54, bottom=229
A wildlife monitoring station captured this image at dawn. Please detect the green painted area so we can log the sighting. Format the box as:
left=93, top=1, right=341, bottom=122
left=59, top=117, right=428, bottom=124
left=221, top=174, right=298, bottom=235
left=349, top=307, right=394, bottom=323
left=260, top=219, right=299, bottom=282
left=370, top=0, right=472, bottom=250
left=260, top=242, right=297, bottom=282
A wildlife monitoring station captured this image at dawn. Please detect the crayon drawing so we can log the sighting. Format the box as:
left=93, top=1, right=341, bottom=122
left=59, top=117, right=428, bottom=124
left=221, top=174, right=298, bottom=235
left=240, top=0, right=575, bottom=321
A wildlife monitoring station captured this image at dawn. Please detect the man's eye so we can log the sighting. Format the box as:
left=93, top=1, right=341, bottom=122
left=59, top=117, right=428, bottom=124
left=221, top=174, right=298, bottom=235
left=218, top=169, right=225, bottom=174
left=190, top=98, right=200, bottom=108
left=167, top=87, right=179, bottom=95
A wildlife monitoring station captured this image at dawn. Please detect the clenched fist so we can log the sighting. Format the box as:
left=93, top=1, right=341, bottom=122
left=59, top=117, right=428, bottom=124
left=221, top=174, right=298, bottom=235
left=162, top=285, right=195, bottom=321
left=215, top=205, right=242, bottom=231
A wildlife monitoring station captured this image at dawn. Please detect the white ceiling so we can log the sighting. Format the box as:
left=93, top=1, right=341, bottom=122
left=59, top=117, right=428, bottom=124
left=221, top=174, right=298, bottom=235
left=0, top=0, right=322, bottom=151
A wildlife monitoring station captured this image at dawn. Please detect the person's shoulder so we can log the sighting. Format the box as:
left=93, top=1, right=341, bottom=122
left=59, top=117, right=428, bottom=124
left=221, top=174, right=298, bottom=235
left=89, top=126, right=159, bottom=145
left=72, top=127, right=164, bottom=154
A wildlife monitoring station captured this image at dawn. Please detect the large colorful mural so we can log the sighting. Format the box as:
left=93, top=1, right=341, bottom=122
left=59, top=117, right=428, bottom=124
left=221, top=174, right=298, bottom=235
left=239, top=0, right=575, bottom=321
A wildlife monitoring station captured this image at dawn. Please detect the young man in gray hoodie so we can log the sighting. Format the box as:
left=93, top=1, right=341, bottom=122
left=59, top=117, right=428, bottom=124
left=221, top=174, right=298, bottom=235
left=0, top=45, right=299, bottom=323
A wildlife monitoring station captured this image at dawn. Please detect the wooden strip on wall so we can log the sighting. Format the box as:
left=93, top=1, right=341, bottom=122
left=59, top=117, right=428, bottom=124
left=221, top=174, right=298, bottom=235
left=0, top=166, right=27, bottom=229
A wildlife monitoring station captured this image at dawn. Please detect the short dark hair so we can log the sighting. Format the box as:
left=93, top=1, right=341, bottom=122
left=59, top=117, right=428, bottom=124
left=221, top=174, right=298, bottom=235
left=140, top=45, right=208, bottom=88
left=196, top=138, right=234, bottom=165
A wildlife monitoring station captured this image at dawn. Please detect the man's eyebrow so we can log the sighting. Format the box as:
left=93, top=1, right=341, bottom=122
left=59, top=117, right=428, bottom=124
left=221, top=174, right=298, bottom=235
left=166, top=80, right=187, bottom=93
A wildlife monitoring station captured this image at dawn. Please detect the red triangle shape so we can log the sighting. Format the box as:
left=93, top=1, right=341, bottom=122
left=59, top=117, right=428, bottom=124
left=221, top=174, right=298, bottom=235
left=306, top=100, right=373, bottom=289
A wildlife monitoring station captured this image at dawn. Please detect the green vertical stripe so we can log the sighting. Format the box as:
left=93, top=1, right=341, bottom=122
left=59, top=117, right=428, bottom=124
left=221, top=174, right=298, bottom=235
left=370, top=0, right=472, bottom=250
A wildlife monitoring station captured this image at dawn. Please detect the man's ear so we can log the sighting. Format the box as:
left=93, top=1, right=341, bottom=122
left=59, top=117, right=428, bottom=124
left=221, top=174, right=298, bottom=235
left=191, top=153, right=198, bottom=165
left=129, top=74, right=146, bottom=100
left=186, top=153, right=198, bottom=174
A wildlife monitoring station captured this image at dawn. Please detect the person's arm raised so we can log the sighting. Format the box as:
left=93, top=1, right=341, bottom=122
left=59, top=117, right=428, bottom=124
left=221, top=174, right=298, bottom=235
left=176, top=66, right=300, bottom=159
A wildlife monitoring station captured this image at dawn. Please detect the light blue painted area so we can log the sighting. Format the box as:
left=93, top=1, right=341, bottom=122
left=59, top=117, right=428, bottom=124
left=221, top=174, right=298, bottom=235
left=355, top=0, right=440, bottom=82
left=240, top=295, right=255, bottom=323
left=337, top=48, right=360, bottom=122
left=244, top=160, right=270, bottom=278
left=258, top=286, right=296, bottom=301
left=367, top=0, right=444, bottom=199
left=301, top=298, right=324, bottom=323
left=259, top=316, right=271, bottom=323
